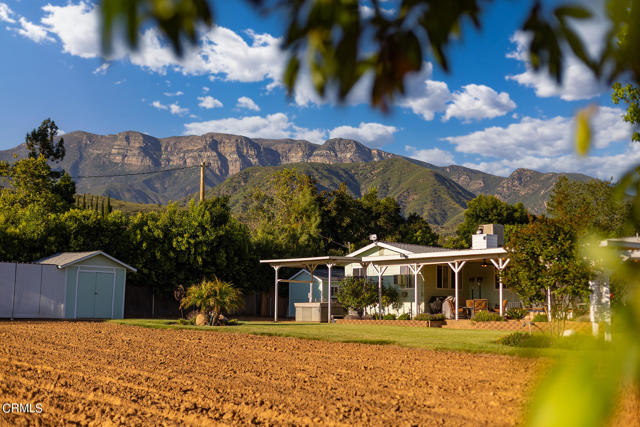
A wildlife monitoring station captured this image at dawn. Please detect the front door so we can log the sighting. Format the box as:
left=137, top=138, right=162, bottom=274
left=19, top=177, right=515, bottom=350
left=76, top=271, right=114, bottom=318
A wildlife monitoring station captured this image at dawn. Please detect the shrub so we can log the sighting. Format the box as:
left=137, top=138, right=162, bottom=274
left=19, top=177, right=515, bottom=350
left=371, top=313, right=382, bottom=320
left=472, top=311, right=505, bottom=322
left=383, top=313, right=396, bottom=320
left=176, top=318, right=194, bottom=325
left=532, top=313, right=549, bottom=322
left=413, top=313, right=445, bottom=321
left=227, top=319, right=239, bottom=326
left=397, top=313, right=410, bottom=320
left=498, top=332, right=552, bottom=348
left=506, top=307, right=527, bottom=320
left=335, top=277, right=378, bottom=317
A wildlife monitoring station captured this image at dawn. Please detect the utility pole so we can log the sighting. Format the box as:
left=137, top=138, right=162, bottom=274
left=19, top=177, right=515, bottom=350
left=200, top=161, right=207, bottom=202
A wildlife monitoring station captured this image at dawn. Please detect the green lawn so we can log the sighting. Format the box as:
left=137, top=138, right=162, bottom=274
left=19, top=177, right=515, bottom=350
left=109, top=319, right=568, bottom=357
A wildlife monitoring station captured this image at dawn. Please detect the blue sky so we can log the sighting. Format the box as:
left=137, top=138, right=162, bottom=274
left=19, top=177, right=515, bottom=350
left=0, top=0, right=636, bottom=179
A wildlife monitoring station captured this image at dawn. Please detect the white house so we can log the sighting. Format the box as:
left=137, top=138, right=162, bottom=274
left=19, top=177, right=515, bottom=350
left=261, top=224, right=520, bottom=322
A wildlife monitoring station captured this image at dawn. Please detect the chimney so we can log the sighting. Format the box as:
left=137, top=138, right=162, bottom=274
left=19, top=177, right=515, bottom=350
left=472, top=224, right=504, bottom=249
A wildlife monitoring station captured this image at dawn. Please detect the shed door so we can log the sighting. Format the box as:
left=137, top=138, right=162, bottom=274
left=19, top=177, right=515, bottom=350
left=76, top=271, right=114, bottom=318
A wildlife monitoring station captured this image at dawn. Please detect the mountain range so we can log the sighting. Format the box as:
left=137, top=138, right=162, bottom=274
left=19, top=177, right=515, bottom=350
left=0, top=130, right=592, bottom=227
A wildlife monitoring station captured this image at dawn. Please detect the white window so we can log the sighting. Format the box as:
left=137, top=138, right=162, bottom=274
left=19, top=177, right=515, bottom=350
left=394, top=266, right=412, bottom=288
left=436, top=265, right=452, bottom=289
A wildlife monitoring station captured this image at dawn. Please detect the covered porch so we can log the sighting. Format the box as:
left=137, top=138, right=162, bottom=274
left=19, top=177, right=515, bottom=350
left=261, top=248, right=514, bottom=323
left=260, top=256, right=360, bottom=322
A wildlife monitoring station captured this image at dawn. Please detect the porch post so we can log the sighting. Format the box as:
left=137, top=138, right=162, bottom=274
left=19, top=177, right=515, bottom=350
left=273, top=266, right=280, bottom=322
left=447, top=261, right=467, bottom=321
left=408, top=264, right=422, bottom=317
left=306, top=264, right=317, bottom=302
left=372, top=264, right=388, bottom=317
left=327, top=263, right=334, bottom=324
left=490, top=258, right=510, bottom=316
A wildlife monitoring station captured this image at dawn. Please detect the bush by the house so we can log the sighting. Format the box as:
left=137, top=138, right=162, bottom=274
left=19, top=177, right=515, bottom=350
left=413, top=313, right=445, bottom=321
left=397, top=313, right=410, bottom=320
left=472, top=311, right=505, bottom=322
left=383, top=313, right=396, bottom=320
left=506, top=307, right=527, bottom=320
left=532, top=313, right=549, bottom=322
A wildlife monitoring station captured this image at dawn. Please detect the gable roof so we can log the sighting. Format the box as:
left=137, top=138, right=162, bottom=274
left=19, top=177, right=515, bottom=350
left=347, top=241, right=447, bottom=257
left=288, top=268, right=345, bottom=282
left=37, top=251, right=137, bottom=272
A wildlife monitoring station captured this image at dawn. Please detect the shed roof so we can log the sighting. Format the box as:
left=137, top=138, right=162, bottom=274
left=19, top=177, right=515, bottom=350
left=37, top=251, right=137, bottom=272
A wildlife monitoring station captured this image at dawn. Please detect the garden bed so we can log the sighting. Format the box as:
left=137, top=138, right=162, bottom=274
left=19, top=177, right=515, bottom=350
left=335, top=319, right=445, bottom=327
left=443, top=319, right=593, bottom=332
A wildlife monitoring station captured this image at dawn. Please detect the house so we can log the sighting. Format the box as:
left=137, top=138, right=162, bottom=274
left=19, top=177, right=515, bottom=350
left=287, top=267, right=344, bottom=317
left=261, top=224, right=520, bottom=322
left=343, top=237, right=521, bottom=317
left=0, top=251, right=136, bottom=319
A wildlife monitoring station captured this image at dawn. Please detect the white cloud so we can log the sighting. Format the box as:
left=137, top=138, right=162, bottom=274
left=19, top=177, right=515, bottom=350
left=442, top=105, right=634, bottom=178
left=163, top=91, right=183, bottom=97
left=151, top=100, right=168, bottom=110
left=114, top=79, right=125, bottom=85
left=202, top=86, right=210, bottom=92
left=0, top=2, right=16, bottom=24
left=41, top=2, right=100, bottom=57
left=38, top=3, right=285, bottom=86
left=236, top=96, right=260, bottom=111
left=397, top=63, right=451, bottom=121
left=14, top=17, right=53, bottom=43
left=405, top=146, right=455, bottom=166
left=92, top=63, right=109, bottom=75
left=505, top=30, right=606, bottom=101
left=463, top=145, right=640, bottom=180
left=328, top=122, right=397, bottom=147
left=444, top=106, right=631, bottom=160
left=169, top=102, right=188, bottom=116
left=197, top=95, right=223, bottom=109
left=184, top=113, right=326, bottom=143
left=444, top=84, right=516, bottom=122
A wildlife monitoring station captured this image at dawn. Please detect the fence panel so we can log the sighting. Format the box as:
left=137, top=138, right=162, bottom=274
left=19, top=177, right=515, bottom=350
left=0, top=263, right=16, bottom=317
left=39, top=265, right=66, bottom=318
left=13, top=264, right=43, bottom=318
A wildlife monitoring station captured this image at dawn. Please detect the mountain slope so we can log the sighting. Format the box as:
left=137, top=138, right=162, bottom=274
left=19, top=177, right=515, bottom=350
left=208, top=158, right=477, bottom=226
left=1, top=130, right=594, bottom=216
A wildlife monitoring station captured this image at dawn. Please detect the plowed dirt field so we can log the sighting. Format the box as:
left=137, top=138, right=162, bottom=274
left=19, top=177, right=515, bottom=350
left=0, top=322, right=636, bottom=426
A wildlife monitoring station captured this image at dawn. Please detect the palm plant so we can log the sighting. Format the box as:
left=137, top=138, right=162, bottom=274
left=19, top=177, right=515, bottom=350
left=180, top=277, right=244, bottom=326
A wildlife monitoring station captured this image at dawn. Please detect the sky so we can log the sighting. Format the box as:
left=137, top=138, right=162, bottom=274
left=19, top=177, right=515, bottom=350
left=0, top=0, right=636, bottom=179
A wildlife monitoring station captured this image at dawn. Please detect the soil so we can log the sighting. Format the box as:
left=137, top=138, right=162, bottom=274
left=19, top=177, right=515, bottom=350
left=0, top=322, right=636, bottom=426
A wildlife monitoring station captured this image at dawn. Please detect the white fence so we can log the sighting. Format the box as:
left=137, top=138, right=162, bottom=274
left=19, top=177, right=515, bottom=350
left=0, top=262, right=66, bottom=318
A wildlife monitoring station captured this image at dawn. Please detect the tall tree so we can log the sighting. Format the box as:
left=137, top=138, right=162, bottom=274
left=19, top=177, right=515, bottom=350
left=547, top=176, right=631, bottom=237
left=502, top=218, right=592, bottom=333
left=447, top=195, right=529, bottom=249
left=25, top=118, right=65, bottom=163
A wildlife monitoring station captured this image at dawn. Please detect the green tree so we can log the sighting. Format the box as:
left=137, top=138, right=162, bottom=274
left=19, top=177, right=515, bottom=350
left=612, top=82, right=639, bottom=142
left=447, top=195, right=529, bottom=249
left=247, top=168, right=324, bottom=257
left=398, top=213, right=439, bottom=247
left=379, top=284, right=400, bottom=315
left=335, top=276, right=378, bottom=317
left=547, top=176, right=631, bottom=237
left=502, top=218, right=592, bottom=335
left=180, top=277, right=244, bottom=325
left=25, top=118, right=65, bottom=163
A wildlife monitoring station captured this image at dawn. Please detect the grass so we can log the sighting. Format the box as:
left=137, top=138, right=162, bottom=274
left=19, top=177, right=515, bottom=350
left=109, top=319, right=573, bottom=357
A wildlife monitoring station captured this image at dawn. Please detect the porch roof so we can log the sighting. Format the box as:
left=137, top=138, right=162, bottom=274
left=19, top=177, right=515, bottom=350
left=260, top=256, right=360, bottom=268
left=360, top=247, right=508, bottom=266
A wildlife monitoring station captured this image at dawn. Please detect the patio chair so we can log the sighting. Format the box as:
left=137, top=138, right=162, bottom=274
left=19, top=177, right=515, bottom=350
left=492, top=299, right=508, bottom=313
left=473, top=299, right=488, bottom=313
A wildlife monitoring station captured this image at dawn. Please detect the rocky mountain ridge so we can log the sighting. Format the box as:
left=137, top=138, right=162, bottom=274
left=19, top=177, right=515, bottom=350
left=0, top=130, right=593, bottom=216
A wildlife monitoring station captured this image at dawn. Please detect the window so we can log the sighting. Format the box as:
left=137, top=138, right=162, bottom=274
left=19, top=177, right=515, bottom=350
left=352, top=267, right=364, bottom=277
left=394, top=266, right=412, bottom=288
left=437, top=265, right=452, bottom=289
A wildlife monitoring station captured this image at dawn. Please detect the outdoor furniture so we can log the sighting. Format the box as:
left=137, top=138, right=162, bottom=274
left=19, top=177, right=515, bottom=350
left=492, top=299, right=508, bottom=313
